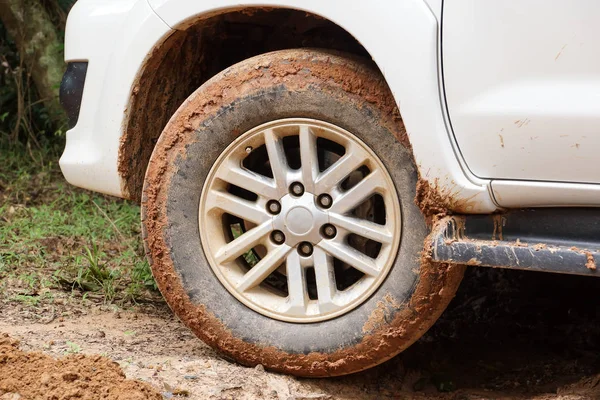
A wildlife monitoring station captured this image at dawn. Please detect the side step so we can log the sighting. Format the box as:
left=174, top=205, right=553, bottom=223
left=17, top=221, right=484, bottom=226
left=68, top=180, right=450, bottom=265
left=430, top=209, right=600, bottom=277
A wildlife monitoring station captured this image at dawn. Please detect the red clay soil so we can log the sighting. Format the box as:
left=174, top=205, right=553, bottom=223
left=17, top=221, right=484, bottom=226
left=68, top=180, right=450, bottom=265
left=0, top=334, right=161, bottom=400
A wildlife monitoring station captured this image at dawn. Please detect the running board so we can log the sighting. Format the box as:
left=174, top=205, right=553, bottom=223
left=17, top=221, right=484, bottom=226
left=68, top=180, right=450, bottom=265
left=430, top=209, right=600, bottom=277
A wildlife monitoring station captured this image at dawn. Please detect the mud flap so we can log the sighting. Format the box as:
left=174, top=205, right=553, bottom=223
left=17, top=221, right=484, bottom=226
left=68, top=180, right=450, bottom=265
left=430, top=209, right=600, bottom=277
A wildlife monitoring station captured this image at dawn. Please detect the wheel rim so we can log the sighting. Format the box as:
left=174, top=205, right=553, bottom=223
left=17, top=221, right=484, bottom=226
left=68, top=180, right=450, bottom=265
left=199, top=118, right=402, bottom=323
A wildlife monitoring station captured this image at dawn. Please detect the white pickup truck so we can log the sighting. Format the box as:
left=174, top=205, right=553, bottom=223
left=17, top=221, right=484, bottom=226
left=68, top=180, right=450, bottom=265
left=59, top=0, right=600, bottom=376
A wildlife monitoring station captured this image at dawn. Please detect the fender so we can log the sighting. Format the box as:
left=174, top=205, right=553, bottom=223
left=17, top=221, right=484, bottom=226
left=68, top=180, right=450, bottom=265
left=61, top=0, right=497, bottom=212
left=147, top=0, right=498, bottom=213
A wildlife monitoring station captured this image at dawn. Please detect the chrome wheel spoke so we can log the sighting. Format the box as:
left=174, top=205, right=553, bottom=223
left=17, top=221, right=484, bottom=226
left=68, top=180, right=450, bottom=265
left=329, top=170, right=386, bottom=214
left=215, top=221, right=272, bottom=264
left=286, top=252, right=308, bottom=312
left=315, top=148, right=366, bottom=194
left=318, top=240, right=380, bottom=277
left=313, top=247, right=337, bottom=312
left=206, top=190, right=270, bottom=225
left=264, top=128, right=289, bottom=194
left=216, top=162, right=278, bottom=200
left=329, top=213, right=393, bottom=244
left=299, top=125, right=320, bottom=192
left=237, top=244, right=291, bottom=292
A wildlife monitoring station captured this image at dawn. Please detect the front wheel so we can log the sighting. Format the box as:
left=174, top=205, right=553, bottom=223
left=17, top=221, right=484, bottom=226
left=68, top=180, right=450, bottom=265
left=141, top=49, right=464, bottom=377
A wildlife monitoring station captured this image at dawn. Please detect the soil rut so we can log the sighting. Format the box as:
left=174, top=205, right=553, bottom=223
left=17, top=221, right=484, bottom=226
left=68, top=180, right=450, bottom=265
left=1, top=296, right=599, bottom=400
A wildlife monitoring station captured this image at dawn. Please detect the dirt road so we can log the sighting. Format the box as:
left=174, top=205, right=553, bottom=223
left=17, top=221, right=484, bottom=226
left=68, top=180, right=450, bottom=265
left=2, top=267, right=600, bottom=400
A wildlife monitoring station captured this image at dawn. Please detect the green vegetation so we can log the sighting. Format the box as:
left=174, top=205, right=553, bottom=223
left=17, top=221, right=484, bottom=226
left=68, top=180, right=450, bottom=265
left=1, top=0, right=76, bottom=145
left=0, top=2, right=158, bottom=311
left=0, top=142, right=157, bottom=307
left=65, top=341, right=81, bottom=354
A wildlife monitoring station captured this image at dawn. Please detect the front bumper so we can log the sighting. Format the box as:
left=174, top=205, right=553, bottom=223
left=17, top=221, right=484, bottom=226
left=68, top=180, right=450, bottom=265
left=58, top=0, right=172, bottom=199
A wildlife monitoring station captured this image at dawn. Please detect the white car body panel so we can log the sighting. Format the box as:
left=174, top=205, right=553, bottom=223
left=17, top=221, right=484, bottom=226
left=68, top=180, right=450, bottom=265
left=59, top=0, right=600, bottom=211
left=443, top=1, right=600, bottom=185
left=61, top=0, right=497, bottom=211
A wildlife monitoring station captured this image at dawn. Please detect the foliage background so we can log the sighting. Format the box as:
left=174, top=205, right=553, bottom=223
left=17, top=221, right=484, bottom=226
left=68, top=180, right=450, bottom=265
left=0, top=0, right=76, bottom=146
left=0, top=1, right=158, bottom=307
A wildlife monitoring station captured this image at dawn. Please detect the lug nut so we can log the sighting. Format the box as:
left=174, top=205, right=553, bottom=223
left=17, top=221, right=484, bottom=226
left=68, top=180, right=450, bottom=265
left=322, top=224, right=337, bottom=239
left=271, top=230, right=286, bottom=245
left=298, top=242, right=313, bottom=257
left=289, top=182, right=304, bottom=197
left=317, top=193, right=333, bottom=209
left=266, top=200, right=281, bottom=215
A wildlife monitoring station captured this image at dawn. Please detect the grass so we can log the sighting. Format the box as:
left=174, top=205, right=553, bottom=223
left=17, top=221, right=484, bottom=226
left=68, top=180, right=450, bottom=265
left=0, top=141, right=157, bottom=307
left=65, top=341, right=82, bottom=354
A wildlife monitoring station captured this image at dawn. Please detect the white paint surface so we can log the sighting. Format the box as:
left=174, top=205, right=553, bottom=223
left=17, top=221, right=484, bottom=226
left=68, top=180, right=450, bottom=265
left=59, top=0, right=600, bottom=211
left=444, top=1, right=600, bottom=185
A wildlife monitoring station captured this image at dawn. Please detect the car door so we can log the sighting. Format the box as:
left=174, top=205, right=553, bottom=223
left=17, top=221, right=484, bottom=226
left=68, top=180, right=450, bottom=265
left=443, top=1, right=600, bottom=185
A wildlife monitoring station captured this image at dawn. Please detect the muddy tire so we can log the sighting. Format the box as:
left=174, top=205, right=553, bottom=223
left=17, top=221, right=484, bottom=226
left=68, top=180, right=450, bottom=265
left=141, top=49, right=465, bottom=377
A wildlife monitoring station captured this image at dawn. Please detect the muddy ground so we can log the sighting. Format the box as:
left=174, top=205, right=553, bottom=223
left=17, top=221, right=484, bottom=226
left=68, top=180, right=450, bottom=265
left=2, top=266, right=600, bottom=399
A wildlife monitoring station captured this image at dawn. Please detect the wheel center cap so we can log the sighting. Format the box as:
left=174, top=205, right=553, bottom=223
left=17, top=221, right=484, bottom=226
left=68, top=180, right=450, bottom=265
left=273, top=193, right=329, bottom=246
left=285, top=207, right=313, bottom=235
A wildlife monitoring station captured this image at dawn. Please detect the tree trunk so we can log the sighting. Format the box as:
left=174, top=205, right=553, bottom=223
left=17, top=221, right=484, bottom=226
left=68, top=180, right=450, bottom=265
left=0, top=0, right=67, bottom=129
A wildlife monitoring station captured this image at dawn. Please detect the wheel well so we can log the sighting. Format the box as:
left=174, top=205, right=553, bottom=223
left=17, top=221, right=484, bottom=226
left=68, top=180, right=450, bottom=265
left=119, top=7, right=373, bottom=201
